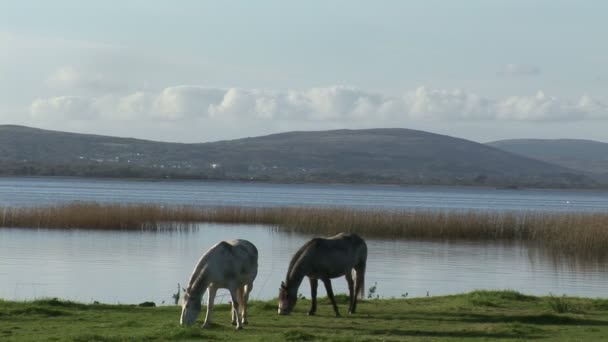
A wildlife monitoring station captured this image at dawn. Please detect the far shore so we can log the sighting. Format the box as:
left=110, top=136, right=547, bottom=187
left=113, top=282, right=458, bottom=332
left=3, top=174, right=608, bottom=191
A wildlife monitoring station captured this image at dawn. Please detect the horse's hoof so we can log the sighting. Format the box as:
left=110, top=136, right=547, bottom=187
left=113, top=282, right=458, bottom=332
left=242, top=320, right=249, bottom=325
left=308, top=311, right=316, bottom=316
left=335, top=313, right=341, bottom=317
left=202, top=323, right=212, bottom=329
left=236, top=325, right=243, bottom=330
left=231, top=321, right=237, bottom=326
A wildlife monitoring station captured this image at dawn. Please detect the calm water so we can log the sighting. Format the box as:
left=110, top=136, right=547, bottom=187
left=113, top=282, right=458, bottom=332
left=1, top=177, right=607, bottom=304
left=1, top=176, right=608, bottom=211
left=1, top=224, right=607, bottom=304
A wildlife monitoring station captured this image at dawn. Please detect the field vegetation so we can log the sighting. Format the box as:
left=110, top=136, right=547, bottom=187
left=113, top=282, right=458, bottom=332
left=1, top=203, right=608, bottom=261
left=2, top=291, right=608, bottom=341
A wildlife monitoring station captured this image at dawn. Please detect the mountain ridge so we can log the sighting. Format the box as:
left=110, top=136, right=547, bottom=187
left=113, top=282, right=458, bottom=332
left=0, top=125, right=599, bottom=188
left=488, top=139, right=608, bottom=177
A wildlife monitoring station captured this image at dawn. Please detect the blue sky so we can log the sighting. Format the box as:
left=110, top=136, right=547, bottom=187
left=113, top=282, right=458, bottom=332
left=1, top=1, right=607, bottom=142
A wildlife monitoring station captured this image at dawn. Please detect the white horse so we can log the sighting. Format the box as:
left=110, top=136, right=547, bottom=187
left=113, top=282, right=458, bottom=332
left=180, top=239, right=258, bottom=330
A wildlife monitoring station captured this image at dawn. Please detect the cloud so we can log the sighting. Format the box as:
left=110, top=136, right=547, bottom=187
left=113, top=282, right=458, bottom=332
left=577, top=95, right=608, bottom=119
left=496, top=91, right=571, bottom=121
left=495, top=91, right=608, bottom=121
left=30, top=96, right=97, bottom=120
left=29, top=85, right=608, bottom=123
left=152, top=86, right=225, bottom=120
left=498, top=64, right=541, bottom=76
left=47, top=66, right=126, bottom=93
left=209, top=88, right=259, bottom=118
left=404, top=87, right=490, bottom=120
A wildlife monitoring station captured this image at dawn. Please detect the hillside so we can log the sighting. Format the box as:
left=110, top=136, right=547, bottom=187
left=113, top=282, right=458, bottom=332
left=0, top=125, right=597, bottom=187
left=488, top=139, right=608, bottom=177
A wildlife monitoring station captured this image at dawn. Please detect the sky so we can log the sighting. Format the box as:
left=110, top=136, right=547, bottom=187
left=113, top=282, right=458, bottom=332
left=1, top=0, right=607, bottom=143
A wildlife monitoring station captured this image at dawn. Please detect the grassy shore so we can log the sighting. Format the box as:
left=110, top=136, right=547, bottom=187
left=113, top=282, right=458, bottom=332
left=1, top=202, right=608, bottom=260
left=1, top=291, right=608, bottom=341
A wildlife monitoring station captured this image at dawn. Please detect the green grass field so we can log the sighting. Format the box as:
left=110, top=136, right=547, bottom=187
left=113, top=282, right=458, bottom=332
left=2, top=291, right=608, bottom=341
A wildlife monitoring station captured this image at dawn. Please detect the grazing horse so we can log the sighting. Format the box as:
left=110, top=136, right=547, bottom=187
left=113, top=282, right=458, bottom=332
left=180, top=239, right=258, bottom=330
left=278, top=232, right=367, bottom=317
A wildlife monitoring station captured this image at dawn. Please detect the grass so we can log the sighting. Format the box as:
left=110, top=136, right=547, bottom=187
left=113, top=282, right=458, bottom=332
left=1, top=202, right=608, bottom=260
left=2, top=291, right=608, bottom=341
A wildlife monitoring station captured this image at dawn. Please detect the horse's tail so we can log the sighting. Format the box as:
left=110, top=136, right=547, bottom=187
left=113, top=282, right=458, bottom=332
left=355, top=266, right=365, bottom=300
left=355, top=241, right=367, bottom=300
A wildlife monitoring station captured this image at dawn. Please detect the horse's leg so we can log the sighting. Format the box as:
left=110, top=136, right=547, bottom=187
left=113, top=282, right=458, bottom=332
left=242, top=283, right=252, bottom=324
left=237, top=285, right=246, bottom=325
left=321, top=278, right=340, bottom=317
left=229, top=286, right=243, bottom=330
left=308, top=278, right=318, bottom=316
left=232, top=287, right=243, bottom=326
left=202, top=286, right=217, bottom=328
left=345, top=271, right=355, bottom=314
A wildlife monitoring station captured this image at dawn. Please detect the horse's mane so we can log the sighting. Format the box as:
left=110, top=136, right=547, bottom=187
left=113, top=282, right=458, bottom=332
left=286, top=238, right=318, bottom=282
left=187, top=241, right=230, bottom=293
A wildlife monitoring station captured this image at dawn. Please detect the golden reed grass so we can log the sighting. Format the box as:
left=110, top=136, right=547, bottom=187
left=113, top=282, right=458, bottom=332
left=1, top=202, right=607, bottom=259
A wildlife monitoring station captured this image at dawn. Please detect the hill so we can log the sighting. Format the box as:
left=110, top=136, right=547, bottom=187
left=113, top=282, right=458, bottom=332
left=488, top=139, right=608, bottom=178
left=0, top=125, right=596, bottom=187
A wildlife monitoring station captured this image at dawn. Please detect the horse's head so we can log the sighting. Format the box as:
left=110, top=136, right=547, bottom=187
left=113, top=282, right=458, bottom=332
left=180, top=292, right=202, bottom=326
left=277, top=281, right=297, bottom=315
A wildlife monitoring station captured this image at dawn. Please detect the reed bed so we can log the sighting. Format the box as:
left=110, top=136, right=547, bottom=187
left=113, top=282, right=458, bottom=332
left=1, top=202, right=607, bottom=260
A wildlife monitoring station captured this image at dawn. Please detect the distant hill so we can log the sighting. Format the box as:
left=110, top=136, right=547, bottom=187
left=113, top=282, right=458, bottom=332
left=488, top=139, right=608, bottom=177
left=0, top=125, right=598, bottom=188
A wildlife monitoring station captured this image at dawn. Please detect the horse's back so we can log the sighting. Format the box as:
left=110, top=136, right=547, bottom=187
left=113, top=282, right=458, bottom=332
left=207, top=239, right=258, bottom=260
left=227, top=239, right=259, bottom=260
left=326, top=233, right=367, bottom=258
left=304, top=233, right=367, bottom=274
left=190, top=239, right=258, bottom=289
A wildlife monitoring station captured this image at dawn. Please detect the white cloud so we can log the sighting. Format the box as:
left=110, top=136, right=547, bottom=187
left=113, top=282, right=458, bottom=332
left=496, top=91, right=569, bottom=120
left=209, top=88, right=258, bottom=118
left=302, top=86, right=395, bottom=121
left=30, top=96, right=97, bottom=120
left=110, top=92, right=154, bottom=120
left=578, top=95, right=608, bottom=119
left=47, top=66, right=125, bottom=93
left=498, top=64, right=541, bottom=76
left=404, top=87, right=490, bottom=120
left=495, top=91, right=608, bottom=121
left=28, top=85, right=608, bottom=123
left=152, top=86, right=224, bottom=120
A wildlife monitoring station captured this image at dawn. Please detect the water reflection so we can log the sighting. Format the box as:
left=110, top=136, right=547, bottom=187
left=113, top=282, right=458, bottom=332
left=1, top=224, right=607, bottom=304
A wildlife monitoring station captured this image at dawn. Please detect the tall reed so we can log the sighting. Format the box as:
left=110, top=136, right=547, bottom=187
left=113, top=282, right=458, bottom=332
left=1, top=202, right=607, bottom=260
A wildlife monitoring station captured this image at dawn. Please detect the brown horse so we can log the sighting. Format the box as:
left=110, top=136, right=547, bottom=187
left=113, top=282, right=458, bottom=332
left=278, top=232, right=367, bottom=317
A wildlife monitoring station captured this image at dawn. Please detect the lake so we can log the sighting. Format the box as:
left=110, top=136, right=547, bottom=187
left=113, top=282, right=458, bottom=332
left=1, top=177, right=607, bottom=304
left=2, top=224, right=608, bottom=305
left=1, top=176, right=608, bottom=212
